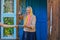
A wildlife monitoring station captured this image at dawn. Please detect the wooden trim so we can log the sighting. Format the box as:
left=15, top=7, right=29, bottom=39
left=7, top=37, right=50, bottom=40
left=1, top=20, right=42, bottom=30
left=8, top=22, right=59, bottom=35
left=16, top=0, right=20, bottom=40
left=51, top=0, right=58, bottom=40
left=47, top=0, right=51, bottom=40
left=57, top=0, right=60, bottom=40
left=48, top=0, right=59, bottom=40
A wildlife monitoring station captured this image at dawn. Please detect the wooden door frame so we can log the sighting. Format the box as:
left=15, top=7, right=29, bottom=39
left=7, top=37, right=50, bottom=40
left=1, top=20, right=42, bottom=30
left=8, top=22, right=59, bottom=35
left=16, top=0, right=60, bottom=40
left=16, top=0, right=20, bottom=40
left=16, top=0, right=25, bottom=40
left=48, top=0, right=59, bottom=40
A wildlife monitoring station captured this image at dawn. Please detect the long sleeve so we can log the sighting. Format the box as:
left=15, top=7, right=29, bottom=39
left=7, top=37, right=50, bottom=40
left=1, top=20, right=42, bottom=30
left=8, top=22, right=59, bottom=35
left=30, top=15, right=36, bottom=30
left=31, top=15, right=36, bottom=27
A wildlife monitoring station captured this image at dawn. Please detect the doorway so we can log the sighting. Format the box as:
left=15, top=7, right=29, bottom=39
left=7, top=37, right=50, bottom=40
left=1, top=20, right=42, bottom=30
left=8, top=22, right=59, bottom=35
left=18, top=0, right=47, bottom=40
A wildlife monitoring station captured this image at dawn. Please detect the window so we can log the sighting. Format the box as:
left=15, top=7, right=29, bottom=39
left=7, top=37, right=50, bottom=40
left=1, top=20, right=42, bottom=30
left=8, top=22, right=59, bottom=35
left=4, top=0, right=14, bottom=13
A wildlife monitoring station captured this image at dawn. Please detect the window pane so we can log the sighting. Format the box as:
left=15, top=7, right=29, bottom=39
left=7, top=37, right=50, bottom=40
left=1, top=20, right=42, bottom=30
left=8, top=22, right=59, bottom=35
left=3, top=17, right=14, bottom=37
left=4, top=0, right=14, bottom=13
left=4, top=17, right=14, bottom=25
left=3, top=27, right=14, bottom=37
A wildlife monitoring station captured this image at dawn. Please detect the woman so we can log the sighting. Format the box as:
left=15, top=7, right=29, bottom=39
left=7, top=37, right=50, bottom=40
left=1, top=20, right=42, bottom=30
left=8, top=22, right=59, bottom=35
left=23, top=6, right=36, bottom=40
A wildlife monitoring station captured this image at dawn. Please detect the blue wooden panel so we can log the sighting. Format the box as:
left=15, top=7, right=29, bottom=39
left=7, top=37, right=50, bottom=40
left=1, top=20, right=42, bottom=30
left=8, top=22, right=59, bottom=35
left=19, top=0, right=47, bottom=40
left=0, top=0, right=1, bottom=38
left=26, top=0, right=47, bottom=40
left=34, top=0, right=47, bottom=40
left=1, top=0, right=16, bottom=39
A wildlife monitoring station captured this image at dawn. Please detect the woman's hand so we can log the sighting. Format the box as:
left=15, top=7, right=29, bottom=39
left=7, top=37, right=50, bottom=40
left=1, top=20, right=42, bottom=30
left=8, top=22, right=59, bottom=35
left=24, top=25, right=27, bottom=28
left=24, top=25, right=32, bottom=29
left=0, top=22, right=3, bottom=26
left=27, top=26, right=32, bottom=29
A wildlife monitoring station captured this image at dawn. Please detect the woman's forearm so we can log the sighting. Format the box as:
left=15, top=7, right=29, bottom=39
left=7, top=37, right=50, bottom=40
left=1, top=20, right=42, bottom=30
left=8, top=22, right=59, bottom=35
left=0, top=22, right=15, bottom=27
left=24, top=25, right=32, bottom=29
left=2, top=24, right=15, bottom=27
left=0, top=22, right=3, bottom=26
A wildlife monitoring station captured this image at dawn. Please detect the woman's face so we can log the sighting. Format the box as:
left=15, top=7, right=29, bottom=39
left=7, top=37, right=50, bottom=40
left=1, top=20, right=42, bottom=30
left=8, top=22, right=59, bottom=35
left=26, top=8, right=31, bottom=15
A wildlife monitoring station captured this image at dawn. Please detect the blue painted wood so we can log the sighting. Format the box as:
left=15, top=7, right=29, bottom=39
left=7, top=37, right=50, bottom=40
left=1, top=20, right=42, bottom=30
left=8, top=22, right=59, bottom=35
left=26, top=0, right=47, bottom=40
left=18, top=20, right=24, bottom=40
left=0, top=0, right=1, bottom=38
left=17, top=0, right=47, bottom=40
left=33, top=0, right=47, bottom=40
left=1, top=0, right=16, bottom=39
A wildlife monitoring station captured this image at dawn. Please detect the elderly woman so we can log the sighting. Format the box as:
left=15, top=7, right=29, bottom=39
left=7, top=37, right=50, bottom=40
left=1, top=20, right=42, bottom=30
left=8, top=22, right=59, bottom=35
left=23, top=6, right=36, bottom=40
